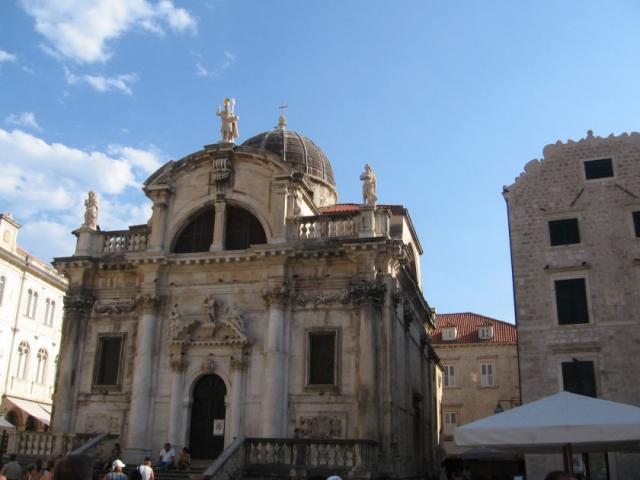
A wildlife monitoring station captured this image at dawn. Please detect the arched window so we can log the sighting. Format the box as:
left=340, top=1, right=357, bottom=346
left=31, top=292, right=38, bottom=318
left=44, top=299, right=51, bottom=324
left=25, top=289, right=33, bottom=316
left=0, top=275, right=5, bottom=305
left=36, top=348, right=48, bottom=384
left=225, top=206, right=267, bottom=250
left=49, top=300, right=56, bottom=326
left=173, top=207, right=215, bottom=253
left=16, top=341, right=30, bottom=379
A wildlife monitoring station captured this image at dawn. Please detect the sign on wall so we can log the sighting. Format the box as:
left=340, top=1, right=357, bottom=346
left=213, top=419, right=225, bottom=436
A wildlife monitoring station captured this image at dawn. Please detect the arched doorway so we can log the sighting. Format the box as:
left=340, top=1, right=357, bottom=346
left=189, top=374, right=227, bottom=459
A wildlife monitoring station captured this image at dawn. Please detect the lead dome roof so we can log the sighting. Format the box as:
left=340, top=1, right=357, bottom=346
left=241, top=128, right=335, bottom=187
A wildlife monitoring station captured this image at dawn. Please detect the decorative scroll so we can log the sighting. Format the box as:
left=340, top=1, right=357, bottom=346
left=211, top=157, right=233, bottom=185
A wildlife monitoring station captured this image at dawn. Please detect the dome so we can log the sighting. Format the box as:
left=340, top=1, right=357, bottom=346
left=242, top=127, right=335, bottom=187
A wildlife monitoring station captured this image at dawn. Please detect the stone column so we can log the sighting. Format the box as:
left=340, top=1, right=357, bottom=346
left=146, top=186, right=171, bottom=252
left=210, top=195, right=227, bottom=251
left=230, top=355, right=248, bottom=439
left=124, top=295, right=159, bottom=462
left=50, top=295, right=93, bottom=435
left=351, top=280, right=386, bottom=441
left=167, top=354, right=188, bottom=450
left=261, top=287, right=289, bottom=437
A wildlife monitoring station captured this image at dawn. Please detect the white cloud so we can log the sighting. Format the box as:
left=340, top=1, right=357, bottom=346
left=0, top=128, right=161, bottom=262
left=20, top=0, right=197, bottom=64
left=65, top=67, right=138, bottom=95
left=0, top=49, right=16, bottom=62
left=195, top=62, right=208, bottom=77
left=5, top=112, right=42, bottom=131
left=193, top=50, right=237, bottom=78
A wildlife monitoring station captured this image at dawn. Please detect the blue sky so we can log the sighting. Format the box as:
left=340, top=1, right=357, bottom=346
left=1, top=0, right=639, bottom=322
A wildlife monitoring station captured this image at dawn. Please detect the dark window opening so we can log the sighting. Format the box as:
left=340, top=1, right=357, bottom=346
left=584, top=158, right=613, bottom=179
left=633, top=211, right=640, bottom=238
left=549, top=218, right=581, bottom=246
left=308, top=332, right=336, bottom=385
left=562, top=360, right=596, bottom=397
left=225, top=206, right=266, bottom=250
left=555, top=278, right=589, bottom=325
left=173, top=208, right=215, bottom=253
left=94, top=336, right=123, bottom=386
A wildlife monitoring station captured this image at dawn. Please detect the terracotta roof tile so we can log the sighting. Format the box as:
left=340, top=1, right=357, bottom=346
left=432, top=312, right=517, bottom=345
left=319, top=203, right=405, bottom=214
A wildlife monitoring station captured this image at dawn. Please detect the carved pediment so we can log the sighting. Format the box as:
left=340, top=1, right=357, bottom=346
left=94, top=298, right=138, bottom=314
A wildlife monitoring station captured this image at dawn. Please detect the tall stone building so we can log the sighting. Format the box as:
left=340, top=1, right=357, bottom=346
left=503, top=130, right=640, bottom=479
left=431, top=313, right=519, bottom=458
left=0, top=213, right=67, bottom=431
left=50, top=104, right=440, bottom=478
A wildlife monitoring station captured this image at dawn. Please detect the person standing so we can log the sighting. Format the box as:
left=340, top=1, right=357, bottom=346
left=0, top=454, right=22, bottom=480
left=136, top=458, right=154, bottom=480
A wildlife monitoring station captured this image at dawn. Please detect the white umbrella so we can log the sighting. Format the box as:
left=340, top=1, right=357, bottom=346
left=454, top=391, right=640, bottom=471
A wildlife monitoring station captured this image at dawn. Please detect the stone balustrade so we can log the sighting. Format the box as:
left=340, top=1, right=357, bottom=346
left=9, top=432, right=87, bottom=457
left=203, top=438, right=378, bottom=480
left=100, top=226, right=149, bottom=255
left=288, top=209, right=390, bottom=241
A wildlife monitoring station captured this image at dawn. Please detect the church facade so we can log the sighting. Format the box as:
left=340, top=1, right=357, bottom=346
left=51, top=104, right=440, bottom=477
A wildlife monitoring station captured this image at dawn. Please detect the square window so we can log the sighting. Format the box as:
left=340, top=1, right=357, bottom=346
left=442, top=327, right=457, bottom=341
left=549, top=218, right=581, bottom=246
left=584, top=158, right=613, bottom=180
left=633, top=211, right=640, bottom=238
left=480, top=363, right=496, bottom=387
left=562, top=360, right=596, bottom=397
left=308, top=331, right=337, bottom=386
left=555, top=278, right=589, bottom=325
left=443, top=364, right=456, bottom=387
left=478, top=326, right=494, bottom=340
left=93, top=336, right=124, bottom=387
left=443, top=411, right=458, bottom=435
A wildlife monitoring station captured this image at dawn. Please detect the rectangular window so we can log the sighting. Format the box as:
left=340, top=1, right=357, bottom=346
left=443, top=364, right=456, bottom=387
left=562, top=360, right=596, bottom=397
left=443, top=411, right=458, bottom=435
left=549, top=218, right=581, bottom=246
left=584, top=158, right=614, bottom=179
left=480, top=363, right=496, bottom=387
left=555, top=278, right=589, bottom=325
left=633, top=211, right=640, bottom=238
left=308, top=331, right=336, bottom=386
left=93, top=336, right=124, bottom=387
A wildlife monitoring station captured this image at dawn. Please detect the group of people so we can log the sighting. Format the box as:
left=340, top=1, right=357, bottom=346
left=0, top=454, right=58, bottom=480
left=0, top=442, right=193, bottom=480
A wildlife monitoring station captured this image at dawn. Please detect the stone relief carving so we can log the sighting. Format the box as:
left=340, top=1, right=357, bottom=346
left=84, top=413, right=120, bottom=434
left=204, top=296, right=248, bottom=340
left=94, top=298, right=138, bottom=314
left=201, top=358, right=216, bottom=372
left=167, top=304, right=200, bottom=341
left=349, top=280, right=386, bottom=307
left=63, top=295, right=94, bottom=312
left=262, top=285, right=291, bottom=306
left=298, top=415, right=344, bottom=439
left=211, top=157, right=233, bottom=186
left=293, top=290, right=351, bottom=307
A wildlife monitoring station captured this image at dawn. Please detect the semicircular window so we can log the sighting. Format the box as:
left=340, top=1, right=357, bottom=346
left=173, top=207, right=214, bottom=253
left=225, top=206, right=266, bottom=250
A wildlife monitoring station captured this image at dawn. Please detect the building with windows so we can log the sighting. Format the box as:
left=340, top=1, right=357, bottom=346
left=431, top=313, right=519, bottom=459
left=503, top=130, right=640, bottom=479
left=50, top=106, right=441, bottom=478
left=0, top=213, right=68, bottom=431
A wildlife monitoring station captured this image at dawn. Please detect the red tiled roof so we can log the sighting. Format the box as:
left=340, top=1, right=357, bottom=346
left=319, top=203, right=405, bottom=214
left=432, top=313, right=517, bottom=345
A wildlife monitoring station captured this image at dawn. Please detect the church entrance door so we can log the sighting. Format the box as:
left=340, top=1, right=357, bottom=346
left=189, top=374, right=227, bottom=459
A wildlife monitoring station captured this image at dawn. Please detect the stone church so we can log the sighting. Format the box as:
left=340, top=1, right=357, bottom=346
left=51, top=101, right=441, bottom=478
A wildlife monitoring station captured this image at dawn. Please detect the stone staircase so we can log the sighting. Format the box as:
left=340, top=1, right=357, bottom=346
left=125, top=459, right=211, bottom=480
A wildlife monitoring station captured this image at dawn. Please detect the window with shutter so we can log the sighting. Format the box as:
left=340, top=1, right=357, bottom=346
left=308, top=331, right=337, bottom=386
left=555, top=278, right=589, bottom=324
left=549, top=218, right=581, bottom=246
left=94, top=336, right=124, bottom=387
left=562, top=360, right=596, bottom=397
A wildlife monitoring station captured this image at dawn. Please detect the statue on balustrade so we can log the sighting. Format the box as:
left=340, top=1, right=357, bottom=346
left=83, top=191, right=99, bottom=230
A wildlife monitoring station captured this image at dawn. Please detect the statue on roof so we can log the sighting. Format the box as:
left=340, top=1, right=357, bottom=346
left=216, top=97, right=239, bottom=143
left=360, top=164, right=377, bottom=206
left=82, top=191, right=99, bottom=230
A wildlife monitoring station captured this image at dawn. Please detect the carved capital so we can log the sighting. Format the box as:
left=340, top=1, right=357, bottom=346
left=170, top=356, right=188, bottom=372
left=136, top=294, right=160, bottom=312
left=262, top=285, right=290, bottom=307
left=230, top=355, right=249, bottom=371
left=349, top=280, right=386, bottom=307
left=63, top=295, right=94, bottom=313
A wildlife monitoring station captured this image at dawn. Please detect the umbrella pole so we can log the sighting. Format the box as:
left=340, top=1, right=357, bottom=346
left=562, top=444, right=574, bottom=473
